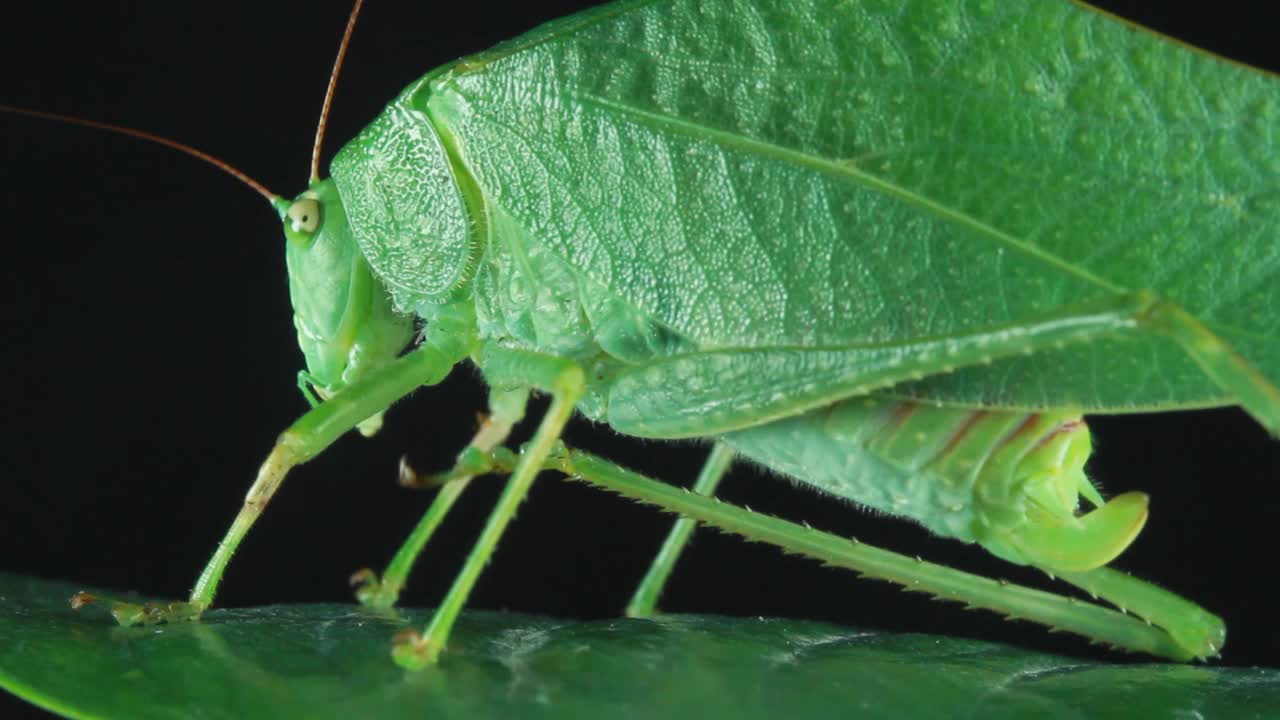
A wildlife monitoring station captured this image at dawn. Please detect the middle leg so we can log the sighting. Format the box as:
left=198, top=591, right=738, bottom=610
left=351, top=387, right=530, bottom=610
left=392, top=347, right=585, bottom=668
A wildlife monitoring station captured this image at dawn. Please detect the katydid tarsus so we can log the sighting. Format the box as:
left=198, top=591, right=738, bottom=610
left=2, top=1, right=1276, bottom=669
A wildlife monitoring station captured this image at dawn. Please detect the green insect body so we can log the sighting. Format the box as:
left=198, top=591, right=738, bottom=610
left=319, top=62, right=1144, bottom=578
left=271, top=0, right=1276, bottom=662
left=29, top=0, right=1278, bottom=667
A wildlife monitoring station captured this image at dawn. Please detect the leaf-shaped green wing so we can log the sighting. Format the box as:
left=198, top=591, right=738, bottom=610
left=424, top=0, right=1278, bottom=411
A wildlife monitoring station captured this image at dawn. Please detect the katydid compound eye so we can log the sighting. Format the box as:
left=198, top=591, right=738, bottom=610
left=287, top=198, right=322, bottom=234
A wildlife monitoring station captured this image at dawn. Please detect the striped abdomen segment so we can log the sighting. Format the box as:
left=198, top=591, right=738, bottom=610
left=720, top=394, right=1110, bottom=562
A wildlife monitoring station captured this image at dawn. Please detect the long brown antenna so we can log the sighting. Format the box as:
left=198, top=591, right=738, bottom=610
left=0, top=104, right=278, bottom=202
left=311, top=0, right=366, bottom=183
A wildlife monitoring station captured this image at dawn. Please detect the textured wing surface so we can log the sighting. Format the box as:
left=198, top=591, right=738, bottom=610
left=424, top=0, right=1278, bottom=410
left=332, top=97, right=473, bottom=305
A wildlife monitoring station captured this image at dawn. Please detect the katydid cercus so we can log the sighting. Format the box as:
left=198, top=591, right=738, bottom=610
left=1, top=0, right=1277, bottom=668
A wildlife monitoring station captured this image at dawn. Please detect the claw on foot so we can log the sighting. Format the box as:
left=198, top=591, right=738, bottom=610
left=391, top=628, right=441, bottom=670
left=349, top=567, right=378, bottom=588
left=350, top=568, right=397, bottom=609
left=399, top=447, right=521, bottom=491
left=397, top=455, right=430, bottom=489
left=70, top=591, right=203, bottom=626
left=396, top=452, right=476, bottom=489
left=351, top=568, right=403, bottom=610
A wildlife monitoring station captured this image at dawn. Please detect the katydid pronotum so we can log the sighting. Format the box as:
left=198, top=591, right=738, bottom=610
left=0, top=0, right=1274, bottom=666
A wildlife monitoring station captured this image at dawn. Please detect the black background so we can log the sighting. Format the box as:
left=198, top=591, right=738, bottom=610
left=2, top=2, right=1277, bottom=716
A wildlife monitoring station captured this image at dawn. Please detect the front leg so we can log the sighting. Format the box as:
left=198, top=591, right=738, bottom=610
left=75, top=337, right=468, bottom=626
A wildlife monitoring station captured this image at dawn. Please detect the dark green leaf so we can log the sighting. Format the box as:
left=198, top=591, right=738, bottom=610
left=2, top=574, right=1277, bottom=720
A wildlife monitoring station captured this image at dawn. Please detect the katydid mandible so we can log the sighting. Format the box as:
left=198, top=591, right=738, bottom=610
left=6, top=0, right=1277, bottom=668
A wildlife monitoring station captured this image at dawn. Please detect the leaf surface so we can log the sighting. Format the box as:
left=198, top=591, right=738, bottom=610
left=3, top=573, right=1278, bottom=720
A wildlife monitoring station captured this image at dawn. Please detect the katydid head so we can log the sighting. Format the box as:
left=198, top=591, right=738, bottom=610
left=271, top=0, right=414, bottom=434
left=275, top=182, right=414, bottom=433
left=0, top=97, right=412, bottom=435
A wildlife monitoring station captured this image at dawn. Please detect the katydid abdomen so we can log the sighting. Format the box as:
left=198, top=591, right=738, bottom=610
left=722, top=397, right=1147, bottom=575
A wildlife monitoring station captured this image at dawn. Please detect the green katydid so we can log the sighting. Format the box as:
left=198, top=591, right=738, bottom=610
left=3, top=0, right=1276, bottom=669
